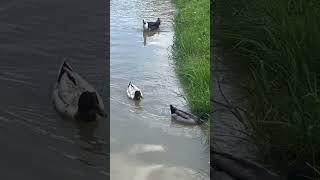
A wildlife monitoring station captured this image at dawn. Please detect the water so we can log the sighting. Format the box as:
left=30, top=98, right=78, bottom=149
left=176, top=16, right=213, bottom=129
left=110, top=0, right=210, bottom=179
left=0, top=0, right=108, bottom=179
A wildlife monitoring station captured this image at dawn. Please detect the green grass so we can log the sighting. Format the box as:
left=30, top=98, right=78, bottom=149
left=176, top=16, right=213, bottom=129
left=216, top=0, right=320, bottom=178
left=171, top=0, right=210, bottom=126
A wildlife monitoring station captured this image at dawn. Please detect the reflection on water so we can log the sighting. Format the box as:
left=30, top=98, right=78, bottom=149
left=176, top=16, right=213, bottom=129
left=128, top=144, right=166, bottom=154
left=111, top=0, right=209, bottom=179
left=129, top=97, right=143, bottom=108
left=111, top=152, right=207, bottom=180
left=76, top=120, right=100, bottom=151
left=143, top=29, right=160, bottom=46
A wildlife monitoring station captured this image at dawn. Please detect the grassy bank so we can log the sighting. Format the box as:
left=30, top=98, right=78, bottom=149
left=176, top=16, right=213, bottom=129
left=216, top=0, right=320, bottom=177
left=171, top=0, right=210, bottom=126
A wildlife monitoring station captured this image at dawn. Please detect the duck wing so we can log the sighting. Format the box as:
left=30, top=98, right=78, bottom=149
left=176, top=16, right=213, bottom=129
left=147, top=21, right=156, bottom=26
left=131, top=83, right=143, bottom=97
left=170, top=105, right=190, bottom=117
left=52, top=87, right=77, bottom=119
left=53, top=68, right=81, bottom=119
left=172, top=113, right=198, bottom=125
left=64, top=67, right=104, bottom=112
left=170, top=105, right=203, bottom=125
left=148, top=21, right=160, bottom=26
left=130, top=83, right=138, bottom=90
left=174, top=109, right=192, bottom=120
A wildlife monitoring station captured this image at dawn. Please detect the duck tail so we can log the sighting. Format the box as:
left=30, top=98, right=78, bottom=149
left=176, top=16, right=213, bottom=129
left=62, top=59, right=73, bottom=71
left=58, top=60, right=73, bottom=83
left=57, top=69, right=65, bottom=83
left=58, top=62, right=66, bottom=83
left=170, top=104, right=176, bottom=114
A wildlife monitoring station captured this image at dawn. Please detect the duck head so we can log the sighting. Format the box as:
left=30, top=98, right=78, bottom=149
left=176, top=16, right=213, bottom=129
left=157, top=18, right=160, bottom=23
left=77, top=91, right=104, bottom=121
left=134, top=91, right=142, bottom=100
left=142, top=19, right=148, bottom=30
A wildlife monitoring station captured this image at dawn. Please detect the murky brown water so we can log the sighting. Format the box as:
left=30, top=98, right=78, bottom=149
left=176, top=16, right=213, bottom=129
left=110, top=0, right=210, bottom=179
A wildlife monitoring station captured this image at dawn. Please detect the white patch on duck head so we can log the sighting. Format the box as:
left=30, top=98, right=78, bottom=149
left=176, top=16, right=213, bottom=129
left=143, top=19, right=148, bottom=30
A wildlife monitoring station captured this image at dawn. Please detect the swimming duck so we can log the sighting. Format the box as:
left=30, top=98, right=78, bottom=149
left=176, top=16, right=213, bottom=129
left=143, top=18, right=161, bottom=31
left=52, top=61, right=105, bottom=121
left=170, top=105, right=204, bottom=125
left=127, top=81, right=143, bottom=100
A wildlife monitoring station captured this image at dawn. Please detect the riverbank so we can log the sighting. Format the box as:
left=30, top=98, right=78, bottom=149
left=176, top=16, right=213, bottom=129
left=171, top=0, right=210, bottom=130
left=216, top=0, right=320, bottom=178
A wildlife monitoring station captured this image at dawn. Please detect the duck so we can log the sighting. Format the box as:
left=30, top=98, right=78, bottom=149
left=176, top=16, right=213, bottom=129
left=170, top=105, right=204, bottom=125
left=127, top=81, right=143, bottom=100
left=52, top=61, right=105, bottom=121
left=143, top=18, right=161, bottom=31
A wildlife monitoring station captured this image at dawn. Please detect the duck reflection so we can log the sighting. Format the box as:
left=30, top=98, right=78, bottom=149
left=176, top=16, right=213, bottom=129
left=143, top=29, right=160, bottom=46
left=170, top=116, right=187, bottom=128
left=129, top=99, right=143, bottom=111
left=134, top=99, right=142, bottom=107
left=76, top=119, right=103, bottom=153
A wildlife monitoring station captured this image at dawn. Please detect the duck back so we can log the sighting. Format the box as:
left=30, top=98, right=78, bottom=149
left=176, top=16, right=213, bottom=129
left=53, top=61, right=104, bottom=120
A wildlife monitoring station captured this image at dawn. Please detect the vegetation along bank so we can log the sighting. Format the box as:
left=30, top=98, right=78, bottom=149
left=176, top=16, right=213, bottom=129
left=172, top=0, right=210, bottom=131
left=216, top=0, right=320, bottom=178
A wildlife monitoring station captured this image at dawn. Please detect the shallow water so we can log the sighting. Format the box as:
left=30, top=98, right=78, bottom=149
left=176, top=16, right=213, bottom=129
left=110, top=0, right=210, bottom=179
left=0, top=0, right=108, bottom=179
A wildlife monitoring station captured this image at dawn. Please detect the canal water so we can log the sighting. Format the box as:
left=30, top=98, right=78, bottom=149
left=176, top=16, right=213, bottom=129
left=0, top=0, right=108, bottom=179
left=110, top=0, right=210, bottom=179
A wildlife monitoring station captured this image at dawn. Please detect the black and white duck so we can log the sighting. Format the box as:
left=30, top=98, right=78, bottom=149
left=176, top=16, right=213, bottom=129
left=170, top=105, right=204, bottom=125
left=143, top=18, right=161, bottom=31
left=127, top=81, right=143, bottom=100
left=52, top=61, right=105, bottom=121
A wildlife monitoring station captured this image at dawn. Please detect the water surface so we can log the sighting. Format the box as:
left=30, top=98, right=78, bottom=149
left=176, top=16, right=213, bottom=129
left=110, top=0, right=209, bottom=179
left=0, top=0, right=108, bottom=179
